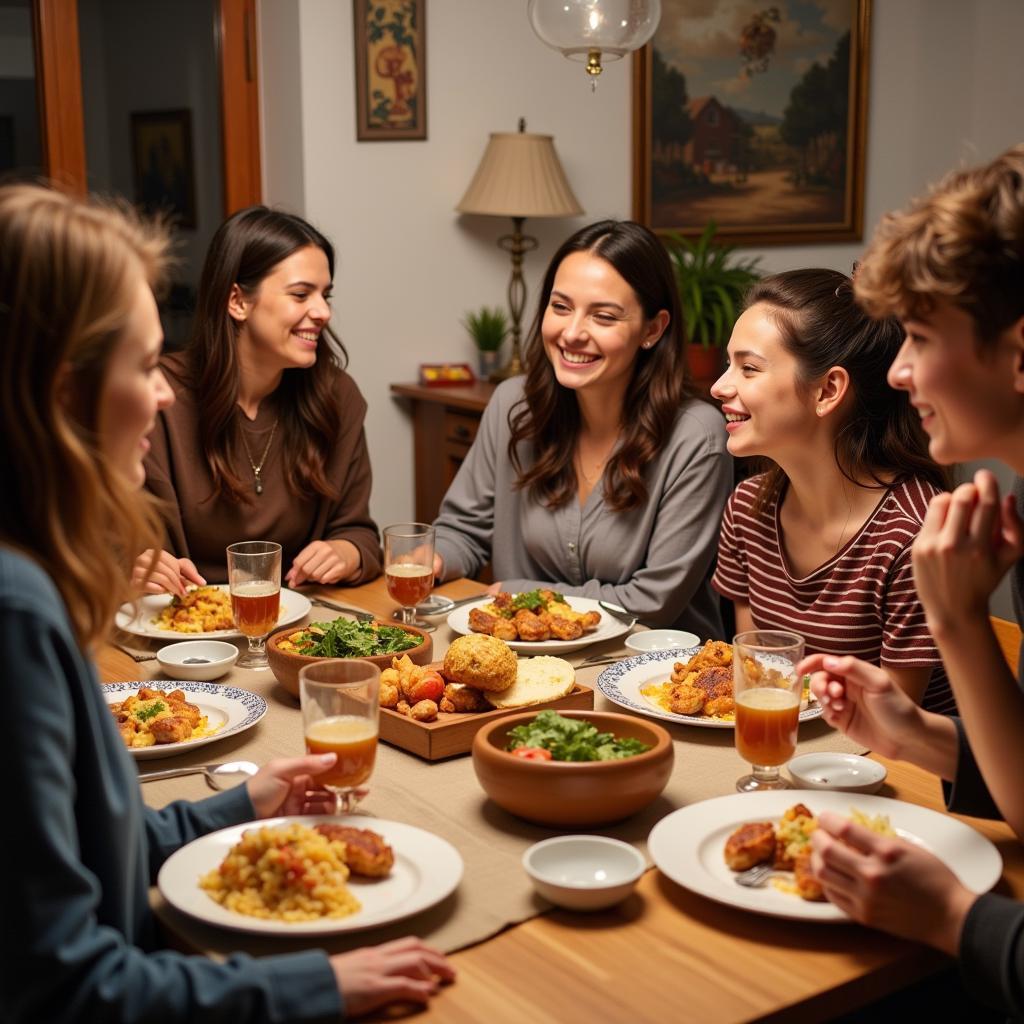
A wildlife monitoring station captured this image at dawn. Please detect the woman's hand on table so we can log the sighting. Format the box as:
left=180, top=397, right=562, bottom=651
left=132, top=549, right=205, bottom=598
left=330, top=937, right=455, bottom=1017
left=286, top=539, right=360, bottom=587
left=810, top=810, right=976, bottom=955
left=912, top=470, right=1024, bottom=636
left=246, top=753, right=340, bottom=818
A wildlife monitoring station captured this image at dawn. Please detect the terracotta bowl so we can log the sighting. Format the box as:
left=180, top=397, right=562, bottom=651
left=266, top=620, right=433, bottom=699
left=471, top=710, right=674, bottom=827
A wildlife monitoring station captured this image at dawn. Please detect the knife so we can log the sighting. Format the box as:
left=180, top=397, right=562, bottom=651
left=307, top=597, right=376, bottom=622
left=598, top=600, right=638, bottom=627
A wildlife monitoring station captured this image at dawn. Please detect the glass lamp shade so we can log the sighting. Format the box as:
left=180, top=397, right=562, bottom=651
left=527, top=0, right=661, bottom=64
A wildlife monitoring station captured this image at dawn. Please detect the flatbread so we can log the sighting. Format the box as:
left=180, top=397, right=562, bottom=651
left=484, top=656, right=575, bottom=710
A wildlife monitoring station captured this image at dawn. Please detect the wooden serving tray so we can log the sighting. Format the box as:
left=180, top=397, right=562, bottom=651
left=379, top=683, right=595, bottom=760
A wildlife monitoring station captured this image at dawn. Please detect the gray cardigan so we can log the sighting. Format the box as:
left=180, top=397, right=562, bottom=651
left=434, top=378, right=732, bottom=641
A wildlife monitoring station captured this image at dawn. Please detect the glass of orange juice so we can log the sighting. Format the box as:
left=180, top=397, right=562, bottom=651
left=226, top=540, right=282, bottom=669
left=383, top=523, right=435, bottom=627
left=733, top=630, right=805, bottom=793
left=299, top=660, right=381, bottom=815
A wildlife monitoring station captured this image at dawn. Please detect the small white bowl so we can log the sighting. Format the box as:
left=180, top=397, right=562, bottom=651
left=625, top=629, right=700, bottom=653
left=157, top=640, right=239, bottom=681
left=522, top=835, right=646, bottom=911
left=788, top=753, right=887, bottom=794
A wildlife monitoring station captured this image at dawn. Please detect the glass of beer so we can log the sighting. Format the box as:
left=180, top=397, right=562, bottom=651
left=299, top=660, right=380, bottom=815
left=733, top=630, right=806, bottom=793
left=226, top=540, right=282, bottom=669
left=383, top=523, right=435, bottom=627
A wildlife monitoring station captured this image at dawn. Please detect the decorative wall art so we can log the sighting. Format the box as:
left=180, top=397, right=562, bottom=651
left=633, top=0, right=870, bottom=244
left=353, top=0, right=427, bottom=141
left=130, top=109, right=198, bottom=229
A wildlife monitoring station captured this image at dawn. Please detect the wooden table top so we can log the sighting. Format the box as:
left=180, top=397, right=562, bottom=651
left=100, top=577, right=1024, bottom=1023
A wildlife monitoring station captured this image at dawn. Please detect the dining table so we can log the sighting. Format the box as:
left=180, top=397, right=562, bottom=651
left=100, top=577, right=1024, bottom=1023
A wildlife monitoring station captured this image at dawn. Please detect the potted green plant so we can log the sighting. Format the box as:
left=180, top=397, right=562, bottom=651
left=663, top=222, right=761, bottom=387
left=463, top=306, right=509, bottom=380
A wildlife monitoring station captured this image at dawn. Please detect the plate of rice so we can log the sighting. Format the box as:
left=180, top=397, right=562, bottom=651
left=157, top=815, right=464, bottom=935
left=115, top=584, right=312, bottom=640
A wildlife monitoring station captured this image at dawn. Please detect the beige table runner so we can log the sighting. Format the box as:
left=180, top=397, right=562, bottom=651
left=123, top=620, right=867, bottom=957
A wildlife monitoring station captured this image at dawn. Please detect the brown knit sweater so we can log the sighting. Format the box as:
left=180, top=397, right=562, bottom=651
left=143, top=352, right=382, bottom=584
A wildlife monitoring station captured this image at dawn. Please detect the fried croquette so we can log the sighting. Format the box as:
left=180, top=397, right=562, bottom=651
left=314, top=824, right=395, bottom=878
left=443, top=634, right=517, bottom=692
left=409, top=699, right=438, bottom=722
left=440, top=682, right=491, bottom=713
left=379, top=680, right=400, bottom=709
left=668, top=683, right=705, bottom=715
left=793, top=850, right=825, bottom=901
left=724, top=821, right=776, bottom=871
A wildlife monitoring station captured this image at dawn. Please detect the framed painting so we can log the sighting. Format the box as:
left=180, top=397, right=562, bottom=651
left=633, top=0, right=871, bottom=245
left=130, top=109, right=197, bottom=229
left=353, top=0, right=427, bottom=141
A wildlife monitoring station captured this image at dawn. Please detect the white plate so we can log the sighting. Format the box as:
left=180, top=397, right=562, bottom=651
left=102, top=681, right=268, bottom=761
left=447, top=596, right=631, bottom=655
left=596, top=649, right=823, bottom=729
left=158, top=814, right=464, bottom=935
left=788, top=752, right=887, bottom=793
left=648, top=790, right=1002, bottom=922
left=115, top=584, right=311, bottom=640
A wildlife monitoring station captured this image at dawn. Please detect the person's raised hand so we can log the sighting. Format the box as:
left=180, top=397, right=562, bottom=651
left=799, top=654, right=922, bottom=760
left=912, top=470, right=1024, bottom=634
left=810, top=810, right=976, bottom=955
left=329, top=938, right=454, bottom=1017
left=246, top=754, right=340, bottom=819
left=132, top=549, right=205, bottom=598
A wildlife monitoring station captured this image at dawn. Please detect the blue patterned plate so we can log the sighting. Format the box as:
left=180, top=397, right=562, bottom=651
left=102, top=681, right=268, bottom=760
left=596, top=650, right=823, bottom=730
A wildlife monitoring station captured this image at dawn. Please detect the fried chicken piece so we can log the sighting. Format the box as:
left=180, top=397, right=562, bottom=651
left=117, top=719, right=137, bottom=746
left=149, top=715, right=193, bottom=744
left=513, top=609, right=550, bottom=642
left=137, top=687, right=165, bottom=701
left=441, top=682, right=490, bottom=713
left=580, top=610, right=601, bottom=630
left=469, top=607, right=500, bottom=636
left=668, top=683, right=705, bottom=715
left=492, top=617, right=518, bottom=641
left=794, top=850, right=825, bottom=901
left=670, top=663, right=698, bottom=685
left=166, top=698, right=202, bottom=728
left=492, top=592, right=513, bottom=613
left=684, top=640, right=732, bottom=673
left=379, top=680, right=400, bottom=709
left=703, top=695, right=736, bottom=719
left=724, top=821, right=776, bottom=871
left=409, top=699, right=438, bottom=722
left=691, top=666, right=733, bottom=701
left=315, top=824, right=395, bottom=878
left=544, top=612, right=583, bottom=641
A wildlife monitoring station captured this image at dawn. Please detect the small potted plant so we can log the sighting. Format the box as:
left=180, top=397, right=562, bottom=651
left=663, top=222, right=761, bottom=388
left=463, top=306, right=508, bottom=380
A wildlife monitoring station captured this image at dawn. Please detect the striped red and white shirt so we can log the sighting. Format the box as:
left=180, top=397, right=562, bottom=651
left=712, top=474, right=955, bottom=715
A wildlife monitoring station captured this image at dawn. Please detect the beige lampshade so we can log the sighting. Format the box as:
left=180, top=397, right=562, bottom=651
left=456, top=132, right=584, bottom=219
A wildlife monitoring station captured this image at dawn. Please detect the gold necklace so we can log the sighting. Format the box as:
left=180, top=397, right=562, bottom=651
left=239, top=420, right=278, bottom=496
left=575, top=449, right=610, bottom=486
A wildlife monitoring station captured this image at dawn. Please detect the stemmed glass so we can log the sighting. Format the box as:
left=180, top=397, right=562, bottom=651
left=733, top=630, right=806, bottom=793
left=383, top=523, right=435, bottom=628
left=226, top=540, right=281, bottom=669
left=300, top=660, right=380, bottom=815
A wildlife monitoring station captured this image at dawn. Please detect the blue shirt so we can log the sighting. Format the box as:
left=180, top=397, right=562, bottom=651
left=0, top=548, right=342, bottom=1023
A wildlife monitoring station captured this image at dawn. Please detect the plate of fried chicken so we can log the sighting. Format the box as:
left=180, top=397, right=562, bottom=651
left=447, top=592, right=630, bottom=655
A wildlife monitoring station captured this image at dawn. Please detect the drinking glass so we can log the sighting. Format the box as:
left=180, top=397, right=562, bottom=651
left=733, top=630, right=806, bottom=793
left=226, top=540, right=282, bottom=669
left=383, top=523, right=435, bottom=628
left=300, top=660, right=380, bottom=815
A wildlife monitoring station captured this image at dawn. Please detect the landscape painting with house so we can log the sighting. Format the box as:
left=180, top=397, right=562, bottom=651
left=648, top=0, right=862, bottom=239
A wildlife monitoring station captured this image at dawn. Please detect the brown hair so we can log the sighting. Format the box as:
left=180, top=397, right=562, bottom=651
left=186, top=206, right=348, bottom=504
left=0, top=184, right=168, bottom=647
left=745, top=269, right=949, bottom=510
left=855, top=144, right=1024, bottom=343
left=509, top=220, right=692, bottom=511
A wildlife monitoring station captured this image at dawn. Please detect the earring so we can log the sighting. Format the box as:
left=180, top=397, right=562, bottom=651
left=816, top=405, right=824, bottom=415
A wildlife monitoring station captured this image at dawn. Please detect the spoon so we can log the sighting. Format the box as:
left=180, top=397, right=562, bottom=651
left=138, top=760, right=259, bottom=791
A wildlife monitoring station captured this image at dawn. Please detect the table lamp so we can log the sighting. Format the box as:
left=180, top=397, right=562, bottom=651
left=456, top=119, right=583, bottom=380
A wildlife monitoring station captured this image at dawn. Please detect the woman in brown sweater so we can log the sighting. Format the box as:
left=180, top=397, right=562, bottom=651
left=138, top=207, right=382, bottom=592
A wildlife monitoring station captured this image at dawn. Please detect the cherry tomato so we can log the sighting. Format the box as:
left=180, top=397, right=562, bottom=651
left=512, top=746, right=553, bottom=761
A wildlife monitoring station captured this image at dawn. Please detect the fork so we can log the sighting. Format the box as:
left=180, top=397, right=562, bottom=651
left=734, top=863, right=776, bottom=888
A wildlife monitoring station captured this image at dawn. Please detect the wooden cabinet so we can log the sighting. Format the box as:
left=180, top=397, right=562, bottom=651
left=390, top=381, right=495, bottom=522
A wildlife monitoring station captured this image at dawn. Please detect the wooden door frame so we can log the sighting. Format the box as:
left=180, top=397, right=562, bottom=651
left=32, top=0, right=260, bottom=210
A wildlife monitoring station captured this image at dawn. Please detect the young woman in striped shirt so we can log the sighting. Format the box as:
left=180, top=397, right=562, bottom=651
left=710, top=269, right=954, bottom=712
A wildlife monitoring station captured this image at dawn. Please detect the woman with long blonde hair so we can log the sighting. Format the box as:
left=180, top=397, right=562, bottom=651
left=0, top=184, right=451, bottom=1022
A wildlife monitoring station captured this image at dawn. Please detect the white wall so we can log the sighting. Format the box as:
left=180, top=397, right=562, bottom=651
left=259, top=0, right=1024, bottom=611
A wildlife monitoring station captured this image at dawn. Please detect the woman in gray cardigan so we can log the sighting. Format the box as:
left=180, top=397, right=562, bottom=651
left=434, top=220, right=731, bottom=641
